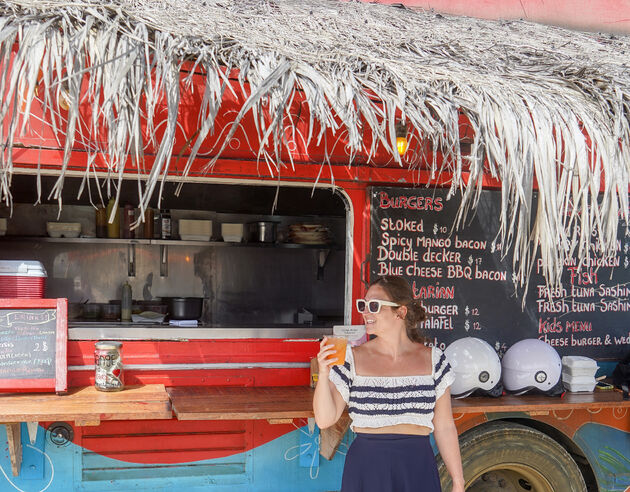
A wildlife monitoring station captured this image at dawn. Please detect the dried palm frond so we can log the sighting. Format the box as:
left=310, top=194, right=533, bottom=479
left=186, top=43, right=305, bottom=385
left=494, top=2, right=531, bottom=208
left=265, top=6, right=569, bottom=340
left=0, top=0, right=629, bottom=292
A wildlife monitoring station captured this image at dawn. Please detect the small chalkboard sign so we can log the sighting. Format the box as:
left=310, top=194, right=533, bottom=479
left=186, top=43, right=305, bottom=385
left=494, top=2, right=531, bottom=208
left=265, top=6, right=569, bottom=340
left=0, top=298, right=67, bottom=393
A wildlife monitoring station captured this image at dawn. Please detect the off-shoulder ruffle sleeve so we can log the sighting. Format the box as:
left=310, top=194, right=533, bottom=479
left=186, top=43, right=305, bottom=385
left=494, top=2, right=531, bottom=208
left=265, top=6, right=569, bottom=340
left=433, top=346, right=455, bottom=400
left=327, top=344, right=353, bottom=403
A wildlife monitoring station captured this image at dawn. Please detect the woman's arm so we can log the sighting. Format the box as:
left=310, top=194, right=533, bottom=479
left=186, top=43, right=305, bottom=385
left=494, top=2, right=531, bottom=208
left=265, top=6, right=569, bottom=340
left=313, top=337, right=347, bottom=429
left=433, top=388, right=465, bottom=492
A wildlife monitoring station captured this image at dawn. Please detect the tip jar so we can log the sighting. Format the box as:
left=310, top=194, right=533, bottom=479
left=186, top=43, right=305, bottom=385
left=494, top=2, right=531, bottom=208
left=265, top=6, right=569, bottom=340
left=94, top=341, right=124, bottom=391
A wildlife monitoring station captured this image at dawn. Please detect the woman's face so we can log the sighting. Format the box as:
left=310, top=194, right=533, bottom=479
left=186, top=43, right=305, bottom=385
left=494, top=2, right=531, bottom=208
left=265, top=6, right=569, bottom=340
left=362, top=284, right=400, bottom=335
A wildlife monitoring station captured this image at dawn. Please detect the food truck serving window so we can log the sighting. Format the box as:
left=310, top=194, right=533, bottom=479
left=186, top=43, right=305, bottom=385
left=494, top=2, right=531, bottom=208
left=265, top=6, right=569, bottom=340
left=1, top=175, right=349, bottom=335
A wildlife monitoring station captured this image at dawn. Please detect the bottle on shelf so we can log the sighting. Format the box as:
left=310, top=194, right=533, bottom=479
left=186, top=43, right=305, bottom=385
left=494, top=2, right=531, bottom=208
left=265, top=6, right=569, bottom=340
left=121, top=281, right=132, bottom=322
left=106, top=197, right=120, bottom=239
left=95, top=206, right=107, bottom=238
left=160, top=209, right=172, bottom=239
left=122, top=204, right=135, bottom=239
left=142, top=208, right=154, bottom=239
left=153, top=210, right=161, bottom=239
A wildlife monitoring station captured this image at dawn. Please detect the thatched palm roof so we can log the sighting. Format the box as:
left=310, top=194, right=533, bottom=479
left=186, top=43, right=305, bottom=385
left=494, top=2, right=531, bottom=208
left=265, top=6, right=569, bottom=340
left=1, top=0, right=629, bottom=289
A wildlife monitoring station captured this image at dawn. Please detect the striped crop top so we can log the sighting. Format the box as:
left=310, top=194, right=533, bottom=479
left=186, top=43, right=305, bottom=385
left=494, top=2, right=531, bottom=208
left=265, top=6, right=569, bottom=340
left=328, top=345, right=454, bottom=431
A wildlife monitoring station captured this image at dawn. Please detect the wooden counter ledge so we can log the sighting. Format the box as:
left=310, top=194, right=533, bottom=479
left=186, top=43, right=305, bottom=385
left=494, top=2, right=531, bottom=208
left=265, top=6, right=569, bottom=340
left=0, top=384, right=172, bottom=426
left=167, top=386, right=630, bottom=423
left=167, top=386, right=315, bottom=421
left=0, top=384, right=172, bottom=476
left=451, top=391, right=630, bottom=414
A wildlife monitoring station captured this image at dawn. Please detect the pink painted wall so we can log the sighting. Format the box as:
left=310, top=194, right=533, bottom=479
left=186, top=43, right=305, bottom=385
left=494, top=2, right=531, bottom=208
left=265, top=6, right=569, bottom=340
left=373, top=1, right=630, bottom=33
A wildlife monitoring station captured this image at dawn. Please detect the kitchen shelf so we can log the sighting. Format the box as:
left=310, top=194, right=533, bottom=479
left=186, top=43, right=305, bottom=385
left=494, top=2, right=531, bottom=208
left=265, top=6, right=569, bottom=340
left=1, top=236, right=151, bottom=245
left=1, top=236, right=342, bottom=278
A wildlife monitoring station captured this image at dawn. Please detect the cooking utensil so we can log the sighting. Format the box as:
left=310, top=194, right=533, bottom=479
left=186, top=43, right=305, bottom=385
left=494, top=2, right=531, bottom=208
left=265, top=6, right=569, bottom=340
left=162, top=297, right=204, bottom=320
left=248, top=221, right=278, bottom=243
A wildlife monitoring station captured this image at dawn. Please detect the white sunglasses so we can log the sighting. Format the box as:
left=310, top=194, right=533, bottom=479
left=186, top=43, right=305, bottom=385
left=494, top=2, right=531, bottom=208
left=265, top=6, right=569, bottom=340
left=356, top=298, right=400, bottom=314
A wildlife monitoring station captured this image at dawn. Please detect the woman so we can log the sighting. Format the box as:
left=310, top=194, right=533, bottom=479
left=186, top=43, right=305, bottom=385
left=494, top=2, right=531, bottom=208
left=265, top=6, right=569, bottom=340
left=313, top=276, right=465, bottom=492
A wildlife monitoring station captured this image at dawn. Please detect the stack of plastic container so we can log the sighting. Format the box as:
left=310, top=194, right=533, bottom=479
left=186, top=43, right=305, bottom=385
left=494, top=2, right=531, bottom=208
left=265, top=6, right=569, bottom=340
left=0, top=260, right=47, bottom=298
left=179, top=219, right=212, bottom=241
left=561, top=356, right=598, bottom=392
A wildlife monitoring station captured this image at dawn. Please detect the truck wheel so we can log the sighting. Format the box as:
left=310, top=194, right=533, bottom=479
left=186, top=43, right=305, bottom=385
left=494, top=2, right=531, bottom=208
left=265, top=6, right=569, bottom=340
left=437, top=421, right=587, bottom=491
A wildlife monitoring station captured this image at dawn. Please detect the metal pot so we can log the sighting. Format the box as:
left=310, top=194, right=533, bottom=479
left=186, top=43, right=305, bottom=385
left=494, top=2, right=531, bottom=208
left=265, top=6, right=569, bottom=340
left=248, top=221, right=278, bottom=243
left=102, top=303, right=121, bottom=320
left=83, top=303, right=101, bottom=319
left=163, top=297, right=203, bottom=320
left=68, top=302, right=84, bottom=320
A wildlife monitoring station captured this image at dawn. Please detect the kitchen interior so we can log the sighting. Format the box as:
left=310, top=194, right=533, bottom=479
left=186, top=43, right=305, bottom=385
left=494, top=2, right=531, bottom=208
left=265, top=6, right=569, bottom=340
left=0, top=174, right=349, bottom=339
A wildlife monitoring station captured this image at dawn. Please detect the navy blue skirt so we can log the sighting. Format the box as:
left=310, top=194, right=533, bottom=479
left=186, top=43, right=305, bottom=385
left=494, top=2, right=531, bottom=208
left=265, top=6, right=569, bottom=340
left=341, top=433, right=441, bottom=492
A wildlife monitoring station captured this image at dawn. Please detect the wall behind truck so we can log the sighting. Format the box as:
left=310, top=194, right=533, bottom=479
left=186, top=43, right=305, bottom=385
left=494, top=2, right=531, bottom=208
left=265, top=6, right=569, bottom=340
left=373, top=0, right=630, bottom=34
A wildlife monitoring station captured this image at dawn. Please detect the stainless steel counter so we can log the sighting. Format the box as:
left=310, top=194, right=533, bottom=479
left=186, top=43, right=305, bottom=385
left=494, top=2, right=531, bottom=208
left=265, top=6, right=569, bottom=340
left=68, top=322, right=332, bottom=340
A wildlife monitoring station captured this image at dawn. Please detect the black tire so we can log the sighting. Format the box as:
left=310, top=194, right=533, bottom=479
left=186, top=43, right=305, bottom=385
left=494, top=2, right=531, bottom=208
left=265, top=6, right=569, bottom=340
left=437, top=421, right=587, bottom=491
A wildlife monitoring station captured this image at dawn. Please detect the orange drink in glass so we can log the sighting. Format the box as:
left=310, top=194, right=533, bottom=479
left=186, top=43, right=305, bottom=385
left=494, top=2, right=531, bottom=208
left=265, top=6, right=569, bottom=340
left=327, top=336, right=347, bottom=365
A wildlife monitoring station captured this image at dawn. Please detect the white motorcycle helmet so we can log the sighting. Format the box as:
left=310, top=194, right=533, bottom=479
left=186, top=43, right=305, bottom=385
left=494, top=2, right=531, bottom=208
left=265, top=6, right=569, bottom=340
left=502, top=339, right=564, bottom=396
left=445, top=337, right=503, bottom=398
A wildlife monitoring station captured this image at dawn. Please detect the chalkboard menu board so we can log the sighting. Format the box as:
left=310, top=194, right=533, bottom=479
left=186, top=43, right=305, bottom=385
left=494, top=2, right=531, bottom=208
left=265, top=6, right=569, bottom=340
left=370, top=187, right=630, bottom=360
left=0, top=298, right=67, bottom=393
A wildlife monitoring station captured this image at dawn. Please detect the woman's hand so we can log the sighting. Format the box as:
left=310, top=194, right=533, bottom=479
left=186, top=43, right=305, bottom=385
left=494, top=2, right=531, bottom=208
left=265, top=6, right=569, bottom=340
left=433, top=388, right=465, bottom=492
left=316, top=336, right=337, bottom=378
left=313, top=336, right=347, bottom=429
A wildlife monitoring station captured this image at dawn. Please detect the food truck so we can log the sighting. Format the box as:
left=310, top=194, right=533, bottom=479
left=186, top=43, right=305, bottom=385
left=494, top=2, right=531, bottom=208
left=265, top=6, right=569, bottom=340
left=0, top=0, right=630, bottom=491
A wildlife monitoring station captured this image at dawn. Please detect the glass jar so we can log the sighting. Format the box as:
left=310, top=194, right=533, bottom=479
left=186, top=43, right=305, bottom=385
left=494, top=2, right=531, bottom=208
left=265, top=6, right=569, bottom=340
left=94, top=341, right=124, bottom=392
left=160, top=209, right=172, bottom=239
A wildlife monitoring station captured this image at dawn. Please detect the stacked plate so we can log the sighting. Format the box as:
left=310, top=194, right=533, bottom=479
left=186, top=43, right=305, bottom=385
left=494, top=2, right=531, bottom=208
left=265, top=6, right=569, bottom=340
left=289, top=224, right=330, bottom=245
left=0, top=277, right=46, bottom=298
left=0, top=260, right=47, bottom=298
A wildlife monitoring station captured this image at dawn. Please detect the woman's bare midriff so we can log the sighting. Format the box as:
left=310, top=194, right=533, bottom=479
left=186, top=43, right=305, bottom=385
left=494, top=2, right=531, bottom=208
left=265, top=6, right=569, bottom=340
left=353, top=423, right=432, bottom=435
